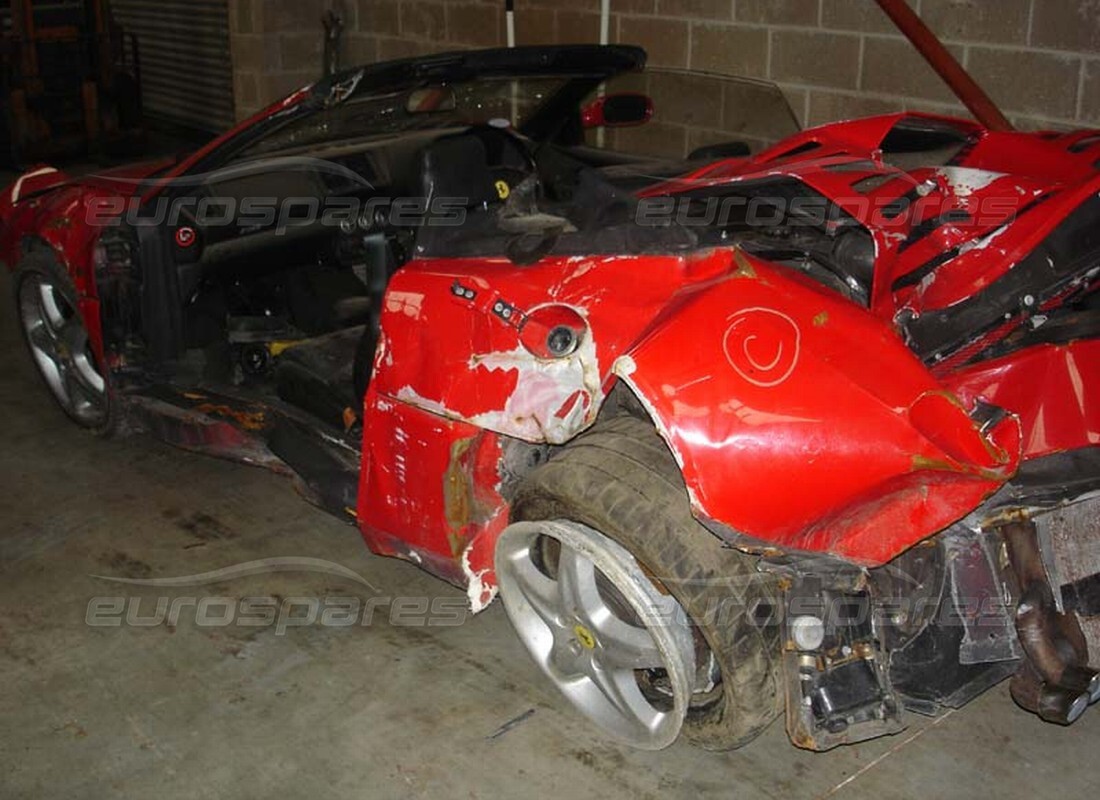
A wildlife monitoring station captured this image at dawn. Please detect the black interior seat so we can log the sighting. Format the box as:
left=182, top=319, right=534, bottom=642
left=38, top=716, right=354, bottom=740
left=421, top=133, right=501, bottom=208
left=282, top=267, right=375, bottom=336
left=275, top=326, right=364, bottom=429
left=416, top=127, right=535, bottom=253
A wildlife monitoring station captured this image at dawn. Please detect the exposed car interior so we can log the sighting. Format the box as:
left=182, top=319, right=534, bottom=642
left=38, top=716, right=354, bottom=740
left=158, top=123, right=684, bottom=434
left=92, top=57, right=810, bottom=451
left=105, top=84, right=1017, bottom=458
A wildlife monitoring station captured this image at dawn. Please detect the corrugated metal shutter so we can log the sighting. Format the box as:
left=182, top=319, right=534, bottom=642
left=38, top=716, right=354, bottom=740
left=110, top=0, right=233, bottom=133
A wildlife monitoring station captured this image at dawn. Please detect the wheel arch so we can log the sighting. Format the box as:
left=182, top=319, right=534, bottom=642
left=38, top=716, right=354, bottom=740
left=458, top=384, right=693, bottom=614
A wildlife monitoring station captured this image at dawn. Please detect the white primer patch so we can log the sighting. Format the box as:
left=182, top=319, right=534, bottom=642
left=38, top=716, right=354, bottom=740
left=935, top=166, right=1005, bottom=199
left=466, top=327, right=602, bottom=445
left=958, top=223, right=1010, bottom=255
left=394, top=385, right=452, bottom=418
left=461, top=545, right=498, bottom=614
left=391, top=309, right=600, bottom=445
left=612, top=354, right=637, bottom=377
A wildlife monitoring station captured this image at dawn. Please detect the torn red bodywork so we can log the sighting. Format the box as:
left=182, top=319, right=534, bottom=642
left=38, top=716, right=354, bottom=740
left=2, top=35, right=1098, bottom=749
left=354, top=111, right=1099, bottom=590
left=3, top=121, right=1096, bottom=607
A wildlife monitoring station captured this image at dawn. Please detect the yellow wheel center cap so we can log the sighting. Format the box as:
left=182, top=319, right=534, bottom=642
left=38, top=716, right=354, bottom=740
left=573, top=623, right=596, bottom=650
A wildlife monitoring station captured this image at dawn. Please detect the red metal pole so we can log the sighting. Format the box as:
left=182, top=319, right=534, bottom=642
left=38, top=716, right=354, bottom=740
left=874, top=0, right=1014, bottom=132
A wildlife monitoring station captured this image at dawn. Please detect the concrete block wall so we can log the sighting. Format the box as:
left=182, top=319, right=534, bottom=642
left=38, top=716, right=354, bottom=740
left=230, top=0, right=376, bottom=118
left=231, top=0, right=1100, bottom=132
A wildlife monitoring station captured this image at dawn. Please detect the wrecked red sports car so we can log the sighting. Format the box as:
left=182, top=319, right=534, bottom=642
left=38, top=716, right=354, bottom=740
left=1, top=42, right=1097, bottom=753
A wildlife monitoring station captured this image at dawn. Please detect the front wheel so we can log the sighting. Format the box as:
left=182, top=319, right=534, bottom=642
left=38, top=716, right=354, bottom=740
left=15, top=253, right=115, bottom=434
left=498, top=415, right=783, bottom=750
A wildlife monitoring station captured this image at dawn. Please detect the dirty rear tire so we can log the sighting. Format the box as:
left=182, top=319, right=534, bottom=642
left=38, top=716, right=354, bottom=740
left=510, top=415, right=783, bottom=750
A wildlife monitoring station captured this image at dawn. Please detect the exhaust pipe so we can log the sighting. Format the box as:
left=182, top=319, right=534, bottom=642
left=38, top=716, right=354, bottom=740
left=1010, top=662, right=1091, bottom=725
left=1002, top=521, right=1096, bottom=724
left=1060, top=664, right=1100, bottom=703
left=1014, top=582, right=1089, bottom=685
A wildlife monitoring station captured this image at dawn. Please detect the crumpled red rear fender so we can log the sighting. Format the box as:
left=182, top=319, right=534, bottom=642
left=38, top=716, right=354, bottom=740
left=360, top=249, right=748, bottom=605
left=360, top=247, right=1020, bottom=588
left=612, top=252, right=1021, bottom=566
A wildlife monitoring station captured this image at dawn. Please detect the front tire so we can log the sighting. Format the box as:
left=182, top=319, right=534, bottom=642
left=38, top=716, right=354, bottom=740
left=15, top=252, right=115, bottom=435
left=503, top=415, right=783, bottom=750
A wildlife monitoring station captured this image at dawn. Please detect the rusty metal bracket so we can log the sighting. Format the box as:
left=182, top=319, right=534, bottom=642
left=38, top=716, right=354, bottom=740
left=942, top=530, right=1022, bottom=664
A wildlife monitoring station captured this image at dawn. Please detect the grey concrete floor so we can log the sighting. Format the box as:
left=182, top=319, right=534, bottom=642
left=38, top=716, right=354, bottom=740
left=0, top=235, right=1098, bottom=800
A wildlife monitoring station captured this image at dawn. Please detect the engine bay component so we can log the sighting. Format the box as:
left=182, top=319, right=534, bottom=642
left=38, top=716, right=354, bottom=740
left=780, top=575, right=904, bottom=751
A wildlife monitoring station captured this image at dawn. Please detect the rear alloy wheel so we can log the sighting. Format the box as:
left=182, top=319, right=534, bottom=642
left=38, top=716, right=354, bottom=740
left=502, top=415, right=783, bottom=750
left=496, top=519, right=696, bottom=750
left=16, top=254, right=113, bottom=433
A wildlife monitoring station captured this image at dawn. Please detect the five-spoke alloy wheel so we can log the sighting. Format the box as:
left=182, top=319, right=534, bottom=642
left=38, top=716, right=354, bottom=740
left=496, top=519, right=696, bottom=749
left=16, top=256, right=112, bottom=431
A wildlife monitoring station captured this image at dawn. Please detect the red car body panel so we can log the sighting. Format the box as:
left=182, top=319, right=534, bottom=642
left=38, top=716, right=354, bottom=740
left=1, top=92, right=1096, bottom=605
left=0, top=156, right=182, bottom=362
left=646, top=114, right=1100, bottom=320
left=946, top=340, right=1100, bottom=459
left=613, top=254, right=1020, bottom=566
left=358, top=388, right=509, bottom=597
left=359, top=246, right=1023, bottom=597
left=354, top=113, right=1097, bottom=591
left=359, top=250, right=740, bottom=603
